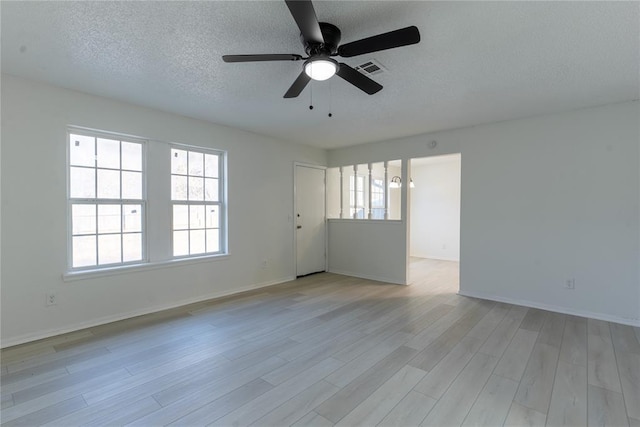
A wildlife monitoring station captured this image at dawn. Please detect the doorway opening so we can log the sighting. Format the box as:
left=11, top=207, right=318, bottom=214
left=409, top=154, right=461, bottom=293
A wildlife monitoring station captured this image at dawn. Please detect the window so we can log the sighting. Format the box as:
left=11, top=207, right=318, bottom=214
left=67, top=129, right=227, bottom=276
left=171, top=147, right=224, bottom=257
left=68, top=131, right=145, bottom=269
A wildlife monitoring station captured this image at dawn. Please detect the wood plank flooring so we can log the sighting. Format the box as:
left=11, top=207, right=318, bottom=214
left=1, top=258, right=639, bottom=426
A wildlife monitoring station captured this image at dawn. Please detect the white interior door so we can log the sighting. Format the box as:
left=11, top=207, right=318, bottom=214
left=295, top=165, right=326, bottom=277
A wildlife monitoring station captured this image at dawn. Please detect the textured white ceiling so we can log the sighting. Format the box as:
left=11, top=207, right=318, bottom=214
left=2, top=1, right=638, bottom=149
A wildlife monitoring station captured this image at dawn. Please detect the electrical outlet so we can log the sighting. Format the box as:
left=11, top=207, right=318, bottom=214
left=565, top=279, right=575, bottom=290
left=46, top=292, right=57, bottom=306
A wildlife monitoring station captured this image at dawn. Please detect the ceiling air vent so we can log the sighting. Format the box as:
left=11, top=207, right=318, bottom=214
left=354, top=59, right=385, bottom=76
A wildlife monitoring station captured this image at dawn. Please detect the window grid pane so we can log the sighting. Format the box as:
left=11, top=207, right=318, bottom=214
left=98, top=234, right=122, bottom=265
left=97, top=138, right=121, bottom=169
left=69, top=132, right=145, bottom=270
left=98, top=204, right=121, bottom=234
left=72, top=235, right=97, bottom=268
left=97, top=169, right=120, bottom=199
left=70, top=167, right=96, bottom=198
left=171, top=149, right=188, bottom=174
left=121, top=142, right=142, bottom=171
left=171, top=146, right=223, bottom=258
left=69, top=135, right=96, bottom=167
left=204, top=154, right=219, bottom=178
left=72, top=204, right=96, bottom=235
left=123, top=233, right=142, bottom=262
left=122, top=171, right=142, bottom=199
left=188, top=176, right=204, bottom=201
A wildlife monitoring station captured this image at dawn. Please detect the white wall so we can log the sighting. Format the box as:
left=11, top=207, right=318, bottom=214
left=326, top=167, right=341, bottom=219
left=0, top=75, right=326, bottom=347
left=410, top=155, right=461, bottom=261
left=328, top=220, right=406, bottom=284
left=324, top=160, right=406, bottom=284
left=387, top=163, right=402, bottom=220
left=329, top=102, right=640, bottom=326
left=326, top=159, right=409, bottom=285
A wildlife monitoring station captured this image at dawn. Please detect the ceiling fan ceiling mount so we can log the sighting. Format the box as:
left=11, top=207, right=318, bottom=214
left=302, top=22, right=341, bottom=57
left=222, top=0, right=421, bottom=98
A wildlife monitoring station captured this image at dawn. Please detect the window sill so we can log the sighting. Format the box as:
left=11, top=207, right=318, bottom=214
left=63, top=254, right=230, bottom=282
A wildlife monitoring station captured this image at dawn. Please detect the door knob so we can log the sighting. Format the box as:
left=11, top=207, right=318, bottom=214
left=297, top=225, right=302, bottom=229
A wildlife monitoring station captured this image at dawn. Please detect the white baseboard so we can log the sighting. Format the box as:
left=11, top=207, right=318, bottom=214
left=457, top=289, right=640, bottom=327
left=328, top=269, right=406, bottom=285
left=1, top=276, right=295, bottom=349
left=411, top=254, right=460, bottom=262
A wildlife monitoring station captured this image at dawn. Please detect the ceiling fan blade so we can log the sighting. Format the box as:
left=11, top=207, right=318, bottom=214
left=285, top=0, right=324, bottom=43
left=336, top=63, right=382, bottom=95
left=223, top=54, right=303, bottom=63
left=337, top=26, right=420, bottom=58
left=284, top=71, right=312, bottom=98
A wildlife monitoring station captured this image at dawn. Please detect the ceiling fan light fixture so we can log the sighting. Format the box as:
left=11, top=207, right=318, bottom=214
left=304, top=58, right=338, bottom=81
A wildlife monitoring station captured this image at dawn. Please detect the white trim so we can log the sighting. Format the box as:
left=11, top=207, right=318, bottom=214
left=293, top=162, right=327, bottom=277
left=63, top=253, right=230, bottom=282
left=339, top=167, right=344, bottom=219
left=293, top=162, right=327, bottom=170
left=410, top=255, right=460, bottom=262
left=384, top=161, right=388, bottom=220
left=2, top=275, right=295, bottom=349
left=328, top=268, right=407, bottom=286
left=68, top=125, right=148, bottom=143
left=457, top=289, right=640, bottom=327
left=367, top=163, right=372, bottom=219
left=327, top=218, right=404, bottom=225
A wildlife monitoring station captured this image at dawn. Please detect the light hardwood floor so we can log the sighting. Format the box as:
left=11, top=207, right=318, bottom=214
left=1, top=258, right=638, bottom=426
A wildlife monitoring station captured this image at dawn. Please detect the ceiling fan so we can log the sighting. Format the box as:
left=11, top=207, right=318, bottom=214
left=222, top=0, right=421, bottom=98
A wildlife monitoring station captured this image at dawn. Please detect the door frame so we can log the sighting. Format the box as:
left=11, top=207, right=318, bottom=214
left=407, top=153, right=462, bottom=289
left=293, top=162, right=327, bottom=277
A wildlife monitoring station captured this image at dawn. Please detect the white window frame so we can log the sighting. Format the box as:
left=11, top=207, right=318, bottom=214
left=67, top=128, right=147, bottom=271
left=170, top=144, right=226, bottom=258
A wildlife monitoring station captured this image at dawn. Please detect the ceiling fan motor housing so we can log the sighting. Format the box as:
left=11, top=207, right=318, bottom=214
left=302, top=22, right=341, bottom=56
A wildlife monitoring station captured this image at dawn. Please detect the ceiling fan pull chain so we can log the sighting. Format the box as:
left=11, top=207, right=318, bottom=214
left=309, top=80, right=314, bottom=110
left=328, top=80, right=333, bottom=118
